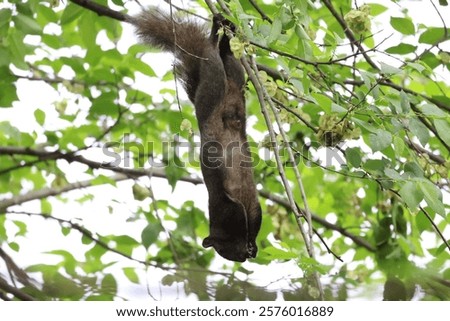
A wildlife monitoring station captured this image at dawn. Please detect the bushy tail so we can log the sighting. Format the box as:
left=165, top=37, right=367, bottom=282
left=131, top=8, right=209, bottom=61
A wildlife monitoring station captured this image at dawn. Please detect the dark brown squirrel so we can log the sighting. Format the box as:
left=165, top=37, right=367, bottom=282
left=131, top=9, right=262, bottom=262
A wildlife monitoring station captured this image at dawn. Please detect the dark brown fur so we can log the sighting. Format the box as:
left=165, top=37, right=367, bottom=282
left=132, top=9, right=261, bottom=262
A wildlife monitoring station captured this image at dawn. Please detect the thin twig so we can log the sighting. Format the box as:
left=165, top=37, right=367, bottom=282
left=248, top=0, right=272, bottom=22
left=272, top=98, right=318, bottom=133
left=405, top=140, right=446, bottom=165
left=3, top=210, right=233, bottom=277
left=146, top=156, right=180, bottom=263
left=244, top=56, right=324, bottom=299
left=419, top=207, right=450, bottom=252
left=404, top=0, right=448, bottom=66
left=313, top=227, right=343, bottom=262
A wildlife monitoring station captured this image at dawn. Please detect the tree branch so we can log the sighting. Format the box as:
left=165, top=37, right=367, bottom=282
left=405, top=140, right=446, bottom=165
left=69, top=0, right=130, bottom=21
left=0, top=248, right=32, bottom=287
left=0, top=277, right=36, bottom=301
left=248, top=0, right=272, bottom=22
left=321, top=0, right=379, bottom=71
left=0, top=148, right=205, bottom=209
left=0, top=168, right=201, bottom=213
left=259, top=190, right=376, bottom=252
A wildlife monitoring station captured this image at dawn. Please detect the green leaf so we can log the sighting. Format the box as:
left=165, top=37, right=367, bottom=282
left=123, top=267, right=140, bottom=284
left=13, top=220, right=27, bottom=237
left=311, top=93, right=332, bottom=113
left=46, top=250, right=77, bottom=275
left=8, top=30, right=29, bottom=70
left=419, top=28, right=448, bottom=44
left=379, top=62, right=403, bottom=75
left=404, top=162, right=424, bottom=178
left=101, top=274, right=117, bottom=294
left=385, top=43, right=417, bottom=55
left=434, top=119, right=450, bottom=145
left=14, top=13, right=42, bottom=35
left=392, top=136, right=405, bottom=158
left=85, top=244, right=108, bottom=266
left=0, top=121, right=20, bottom=140
left=360, top=71, right=376, bottom=88
left=36, top=3, right=58, bottom=24
left=419, top=180, right=445, bottom=217
left=390, top=17, right=415, bottom=35
left=132, top=59, right=157, bottom=77
left=268, top=18, right=282, bottom=44
left=261, top=246, right=297, bottom=260
left=111, top=235, right=140, bottom=248
left=141, top=223, right=163, bottom=249
left=345, top=147, right=362, bottom=168
left=415, top=210, right=432, bottom=232
left=367, top=3, right=388, bottom=16
left=42, top=34, right=61, bottom=49
left=399, top=181, right=423, bottom=210
left=0, top=81, right=18, bottom=107
left=406, top=62, right=426, bottom=73
left=61, top=3, right=84, bottom=24
left=399, top=91, right=411, bottom=113
left=58, top=127, right=85, bottom=149
left=364, top=159, right=388, bottom=172
left=0, top=9, right=12, bottom=29
left=384, top=168, right=403, bottom=180
left=420, top=103, right=447, bottom=117
left=89, top=92, right=118, bottom=117
left=161, top=274, right=184, bottom=286
left=397, top=236, right=411, bottom=255
left=409, top=118, right=430, bottom=146
left=34, top=108, right=45, bottom=126
left=0, top=48, right=10, bottom=67
left=0, top=216, right=6, bottom=240
left=331, top=103, right=347, bottom=113
left=8, top=242, right=19, bottom=252
left=369, top=129, right=392, bottom=151
left=91, top=175, right=117, bottom=186
left=180, top=118, right=192, bottom=132
left=164, top=164, right=187, bottom=190
left=79, top=11, right=97, bottom=48
left=43, top=273, right=84, bottom=299
left=81, top=234, right=93, bottom=245
left=132, top=183, right=151, bottom=201
left=41, top=199, right=52, bottom=214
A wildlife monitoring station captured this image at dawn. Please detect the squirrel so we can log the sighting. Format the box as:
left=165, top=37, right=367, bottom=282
left=131, top=9, right=262, bottom=262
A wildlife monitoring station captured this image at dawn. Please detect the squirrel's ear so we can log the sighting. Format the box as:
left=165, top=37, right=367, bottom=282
left=202, top=237, right=213, bottom=248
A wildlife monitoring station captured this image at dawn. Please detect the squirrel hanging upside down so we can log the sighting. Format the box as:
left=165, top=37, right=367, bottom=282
left=130, top=9, right=262, bottom=262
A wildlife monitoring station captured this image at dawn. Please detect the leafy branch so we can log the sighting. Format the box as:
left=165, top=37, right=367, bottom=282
left=0, top=146, right=374, bottom=256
